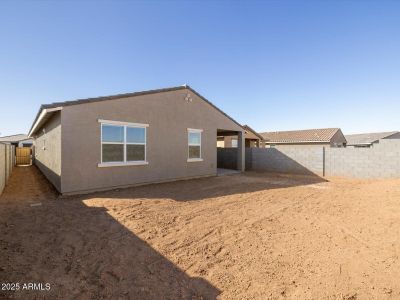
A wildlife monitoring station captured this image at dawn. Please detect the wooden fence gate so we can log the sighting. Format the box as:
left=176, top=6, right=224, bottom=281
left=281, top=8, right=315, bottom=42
left=16, top=147, right=31, bottom=165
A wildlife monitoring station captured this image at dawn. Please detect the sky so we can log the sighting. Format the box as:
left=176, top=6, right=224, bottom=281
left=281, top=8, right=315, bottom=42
left=0, top=0, right=399, bottom=137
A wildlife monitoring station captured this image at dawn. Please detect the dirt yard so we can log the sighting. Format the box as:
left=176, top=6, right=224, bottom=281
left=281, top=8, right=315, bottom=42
left=1, top=166, right=400, bottom=299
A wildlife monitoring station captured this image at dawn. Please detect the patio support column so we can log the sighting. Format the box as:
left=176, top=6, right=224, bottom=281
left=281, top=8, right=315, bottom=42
left=237, top=131, right=245, bottom=172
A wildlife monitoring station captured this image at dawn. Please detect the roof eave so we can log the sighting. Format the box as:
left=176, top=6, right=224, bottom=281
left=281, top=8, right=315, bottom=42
left=28, top=85, right=244, bottom=138
left=28, top=107, right=62, bottom=138
left=347, top=142, right=374, bottom=146
left=243, top=125, right=265, bottom=141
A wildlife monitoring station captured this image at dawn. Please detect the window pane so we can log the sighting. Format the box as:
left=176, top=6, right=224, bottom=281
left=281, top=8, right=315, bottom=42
left=102, top=144, right=124, bottom=162
left=102, top=125, right=124, bottom=143
left=231, top=139, right=238, bottom=148
left=189, top=145, right=200, bottom=159
left=127, top=144, right=145, bottom=161
left=127, top=127, right=145, bottom=144
left=189, top=132, right=201, bottom=145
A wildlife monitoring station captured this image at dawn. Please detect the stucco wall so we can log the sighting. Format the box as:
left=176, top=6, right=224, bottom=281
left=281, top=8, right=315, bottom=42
left=330, top=129, right=347, bottom=146
left=221, top=136, right=261, bottom=148
left=248, top=140, right=400, bottom=178
left=60, top=89, right=243, bottom=194
left=34, top=112, right=62, bottom=191
left=0, top=143, right=14, bottom=195
left=223, top=136, right=237, bottom=148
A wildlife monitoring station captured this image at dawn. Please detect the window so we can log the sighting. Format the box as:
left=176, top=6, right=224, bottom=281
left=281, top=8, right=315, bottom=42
left=126, top=127, right=146, bottom=161
left=99, top=120, right=148, bottom=167
left=188, top=128, right=202, bottom=162
left=231, top=138, right=238, bottom=148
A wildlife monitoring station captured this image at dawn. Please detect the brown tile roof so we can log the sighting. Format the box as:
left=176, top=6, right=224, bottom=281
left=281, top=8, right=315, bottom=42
left=260, top=128, right=341, bottom=143
left=345, top=131, right=399, bottom=145
left=243, top=125, right=265, bottom=141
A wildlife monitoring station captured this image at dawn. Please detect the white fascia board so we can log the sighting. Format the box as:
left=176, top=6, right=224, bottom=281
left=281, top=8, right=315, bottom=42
left=28, top=107, right=62, bottom=138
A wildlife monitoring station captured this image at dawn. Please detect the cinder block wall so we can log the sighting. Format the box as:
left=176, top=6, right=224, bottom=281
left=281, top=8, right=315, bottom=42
left=248, top=140, right=400, bottom=179
left=0, top=143, right=15, bottom=195
left=217, top=148, right=238, bottom=169
left=325, top=140, right=400, bottom=178
left=245, top=148, right=252, bottom=170
left=250, top=147, right=324, bottom=176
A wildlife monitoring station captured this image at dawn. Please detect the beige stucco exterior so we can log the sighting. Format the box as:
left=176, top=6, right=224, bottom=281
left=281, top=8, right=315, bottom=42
left=33, top=88, right=244, bottom=194
left=220, top=136, right=261, bottom=148
left=34, top=112, right=62, bottom=191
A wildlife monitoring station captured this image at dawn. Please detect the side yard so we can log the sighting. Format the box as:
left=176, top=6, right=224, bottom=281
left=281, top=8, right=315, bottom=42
left=0, top=143, right=14, bottom=195
left=1, top=166, right=400, bottom=299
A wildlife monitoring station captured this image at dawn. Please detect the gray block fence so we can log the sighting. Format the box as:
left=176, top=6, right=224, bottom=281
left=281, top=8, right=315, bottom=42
left=217, top=148, right=238, bottom=170
left=246, top=140, right=400, bottom=179
left=0, top=143, right=15, bottom=195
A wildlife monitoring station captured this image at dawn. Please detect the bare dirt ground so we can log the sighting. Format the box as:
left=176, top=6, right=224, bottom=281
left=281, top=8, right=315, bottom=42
left=1, top=166, right=400, bottom=300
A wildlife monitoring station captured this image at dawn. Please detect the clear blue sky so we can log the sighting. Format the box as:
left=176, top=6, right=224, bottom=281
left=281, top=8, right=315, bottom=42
left=1, top=0, right=399, bottom=137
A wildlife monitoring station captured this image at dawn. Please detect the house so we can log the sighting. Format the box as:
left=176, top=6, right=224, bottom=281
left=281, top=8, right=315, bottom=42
left=345, top=131, right=400, bottom=148
left=260, top=128, right=347, bottom=148
left=217, top=125, right=265, bottom=148
left=0, top=134, right=33, bottom=148
left=28, top=85, right=245, bottom=195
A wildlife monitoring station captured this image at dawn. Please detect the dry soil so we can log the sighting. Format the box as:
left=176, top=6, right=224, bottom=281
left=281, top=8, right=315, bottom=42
left=1, top=166, right=400, bottom=300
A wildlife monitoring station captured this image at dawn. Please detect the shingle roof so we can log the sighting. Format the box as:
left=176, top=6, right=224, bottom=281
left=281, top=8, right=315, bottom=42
left=260, top=128, right=341, bottom=143
left=0, top=134, right=30, bottom=143
left=29, top=85, right=243, bottom=136
left=345, top=131, right=399, bottom=145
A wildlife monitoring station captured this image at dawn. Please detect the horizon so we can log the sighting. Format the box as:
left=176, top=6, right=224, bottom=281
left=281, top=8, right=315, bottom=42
left=1, top=0, right=399, bottom=136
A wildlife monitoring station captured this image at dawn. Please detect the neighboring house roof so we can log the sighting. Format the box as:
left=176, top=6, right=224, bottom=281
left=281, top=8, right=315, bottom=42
left=0, top=134, right=31, bottom=143
left=29, top=85, right=243, bottom=137
left=260, top=128, right=342, bottom=144
left=345, top=131, right=399, bottom=146
left=243, top=125, right=265, bottom=141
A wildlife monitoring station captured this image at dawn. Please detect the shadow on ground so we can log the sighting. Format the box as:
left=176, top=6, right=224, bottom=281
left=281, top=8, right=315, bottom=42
left=78, top=170, right=328, bottom=202
left=0, top=166, right=220, bottom=299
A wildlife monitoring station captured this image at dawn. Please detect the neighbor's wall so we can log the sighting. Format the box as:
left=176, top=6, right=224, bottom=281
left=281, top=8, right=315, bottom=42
left=330, top=129, right=347, bottom=147
left=61, top=89, right=243, bottom=194
left=222, top=136, right=260, bottom=148
left=34, top=112, right=62, bottom=191
left=265, top=143, right=329, bottom=149
left=223, top=136, right=237, bottom=148
left=0, top=143, right=15, bottom=195
left=248, top=139, right=400, bottom=178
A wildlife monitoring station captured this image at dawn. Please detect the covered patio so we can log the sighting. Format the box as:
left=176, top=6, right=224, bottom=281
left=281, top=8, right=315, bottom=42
left=216, top=129, right=245, bottom=172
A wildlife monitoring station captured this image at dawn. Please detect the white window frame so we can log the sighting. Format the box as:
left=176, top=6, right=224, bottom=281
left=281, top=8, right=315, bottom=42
left=231, top=138, right=238, bottom=148
left=187, top=128, right=203, bottom=162
left=98, top=119, right=149, bottom=167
